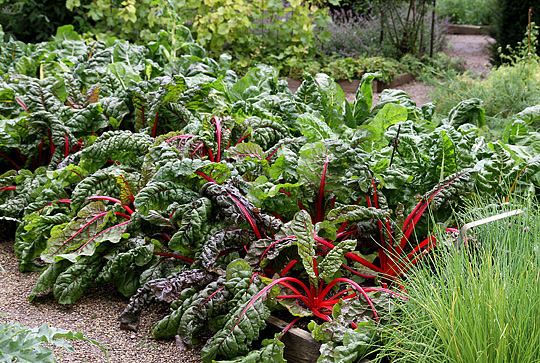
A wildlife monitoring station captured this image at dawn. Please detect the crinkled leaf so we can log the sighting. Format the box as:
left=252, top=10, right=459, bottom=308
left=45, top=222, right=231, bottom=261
left=53, top=255, right=104, bottom=304
left=15, top=211, right=71, bottom=272
left=226, top=142, right=267, bottom=162
left=315, top=73, right=346, bottom=129
left=326, top=206, right=389, bottom=224
left=98, top=243, right=154, bottom=297
left=28, top=259, right=72, bottom=302
left=361, top=103, right=407, bottom=151
left=297, top=113, right=337, bottom=142
left=290, top=210, right=317, bottom=281
left=200, top=229, right=254, bottom=271
left=134, top=181, right=199, bottom=215
left=214, top=333, right=286, bottom=363
left=200, top=286, right=270, bottom=362
left=245, top=236, right=296, bottom=270
left=79, top=130, right=153, bottom=173
left=120, top=269, right=216, bottom=331
left=70, top=166, right=123, bottom=210
left=443, top=98, right=485, bottom=127
left=247, top=116, right=291, bottom=150
left=41, top=201, right=114, bottom=263
left=152, top=279, right=230, bottom=345
left=347, top=72, right=381, bottom=127
left=318, top=239, right=356, bottom=281
left=516, top=104, right=540, bottom=125
left=168, top=197, right=213, bottom=252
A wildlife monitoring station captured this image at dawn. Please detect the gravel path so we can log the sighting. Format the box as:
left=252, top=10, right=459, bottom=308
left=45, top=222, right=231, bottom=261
left=356, top=33, right=495, bottom=107
left=445, top=34, right=495, bottom=75
left=0, top=224, right=202, bottom=362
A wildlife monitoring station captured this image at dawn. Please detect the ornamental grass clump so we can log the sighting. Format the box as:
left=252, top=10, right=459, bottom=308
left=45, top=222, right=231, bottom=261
left=375, top=198, right=540, bottom=362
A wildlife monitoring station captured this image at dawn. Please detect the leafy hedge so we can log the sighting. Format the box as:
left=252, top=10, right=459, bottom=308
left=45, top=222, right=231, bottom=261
left=493, top=0, right=540, bottom=64
left=0, top=0, right=83, bottom=43
left=2, top=25, right=540, bottom=362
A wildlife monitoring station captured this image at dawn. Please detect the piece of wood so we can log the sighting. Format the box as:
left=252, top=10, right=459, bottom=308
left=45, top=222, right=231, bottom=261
left=286, top=73, right=415, bottom=95
left=286, top=78, right=303, bottom=93
left=375, top=73, right=416, bottom=92
left=337, top=80, right=361, bottom=94
left=447, top=24, right=490, bottom=35
left=265, top=315, right=321, bottom=363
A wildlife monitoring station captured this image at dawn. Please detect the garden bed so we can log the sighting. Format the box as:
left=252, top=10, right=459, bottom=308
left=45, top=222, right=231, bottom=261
left=1, top=22, right=537, bottom=363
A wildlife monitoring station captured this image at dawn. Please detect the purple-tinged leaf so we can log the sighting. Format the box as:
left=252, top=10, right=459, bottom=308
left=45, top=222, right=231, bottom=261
left=41, top=201, right=114, bottom=263
left=56, top=220, right=130, bottom=263
left=120, top=269, right=216, bottom=331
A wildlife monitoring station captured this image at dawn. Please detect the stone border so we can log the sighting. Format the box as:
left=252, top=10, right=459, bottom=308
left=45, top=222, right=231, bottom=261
left=286, top=73, right=416, bottom=94
left=447, top=24, right=490, bottom=35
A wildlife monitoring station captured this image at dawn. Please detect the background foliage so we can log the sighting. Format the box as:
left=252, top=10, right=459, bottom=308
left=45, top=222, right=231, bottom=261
left=492, top=0, right=540, bottom=64
left=0, top=0, right=452, bottom=80
left=436, top=0, right=498, bottom=26
left=0, top=0, right=85, bottom=43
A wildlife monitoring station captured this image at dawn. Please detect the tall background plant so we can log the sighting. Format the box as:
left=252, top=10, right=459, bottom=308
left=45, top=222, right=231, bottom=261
left=375, top=197, right=540, bottom=362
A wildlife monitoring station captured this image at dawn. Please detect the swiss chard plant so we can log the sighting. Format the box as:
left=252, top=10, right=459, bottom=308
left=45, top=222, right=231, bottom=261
left=3, top=25, right=540, bottom=363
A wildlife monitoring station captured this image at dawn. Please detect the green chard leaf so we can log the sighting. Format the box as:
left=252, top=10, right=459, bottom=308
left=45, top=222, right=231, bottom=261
left=213, top=333, right=286, bottom=363
left=53, top=254, right=104, bottom=304
left=290, top=210, right=317, bottom=282
left=40, top=201, right=114, bottom=263
left=79, top=130, right=153, bottom=173
left=152, top=279, right=230, bottom=346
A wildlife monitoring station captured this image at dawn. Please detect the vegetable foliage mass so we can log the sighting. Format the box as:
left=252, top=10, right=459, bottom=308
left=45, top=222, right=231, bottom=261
left=2, top=25, right=540, bottom=362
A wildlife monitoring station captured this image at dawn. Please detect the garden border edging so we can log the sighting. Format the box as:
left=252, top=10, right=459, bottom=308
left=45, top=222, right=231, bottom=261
left=447, top=24, right=490, bottom=35
left=286, top=73, right=416, bottom=94
left=265, top=315, right=321, bottom=363
left=265, top=316, right=372, bottom=363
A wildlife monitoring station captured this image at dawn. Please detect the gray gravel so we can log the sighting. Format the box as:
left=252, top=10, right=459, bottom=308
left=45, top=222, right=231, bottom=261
left=445, top=34, right=495, bottom=76
left=0, top=234, right=202, bottom=362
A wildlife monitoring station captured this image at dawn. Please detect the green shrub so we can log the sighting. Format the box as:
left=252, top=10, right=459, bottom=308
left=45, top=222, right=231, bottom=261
left=67, top=0, right=332, bottom=63
left=436, top=0, right=498, bottom=26
left=401, top=52, right=466, bottom=81
left=317, top=9, right=383, bottom=58
left=430, top=23, right=540, bottom=136
left=0, top=0, right=82, bottom=42
left=321, top=56, right=407, bottom=83
left=375, top=0, right=440, bottom=58
left=319, top=1, right=448, bottom=59
left=493, top=0, right=540, bottom=64
left=429, top=61, right=540, bottom=138
left=66, top=0, right=170, bottom=43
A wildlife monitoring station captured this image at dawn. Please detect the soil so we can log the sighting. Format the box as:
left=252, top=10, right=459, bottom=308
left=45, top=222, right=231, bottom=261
left=0, top=222, right=202, bottom=362
left=0, top=33, right=495, bottom=363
